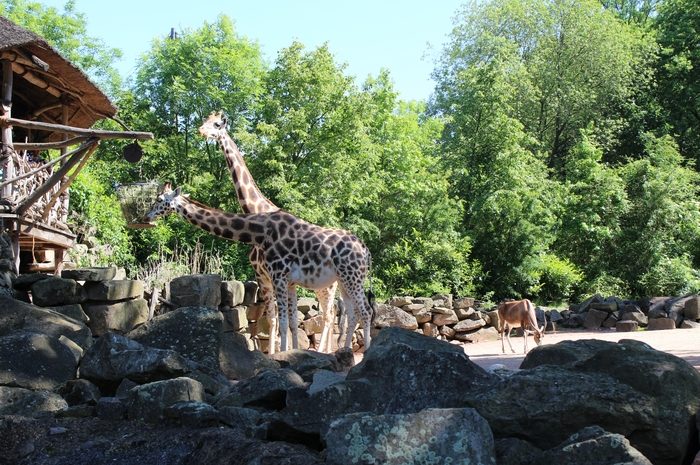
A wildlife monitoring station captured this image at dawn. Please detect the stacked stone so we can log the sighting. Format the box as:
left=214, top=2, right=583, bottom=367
left=559, top=293, right=700, bottom=332
left=20, top=266, right=146, bottom=336
left=374, top=294, right=501, bottom=344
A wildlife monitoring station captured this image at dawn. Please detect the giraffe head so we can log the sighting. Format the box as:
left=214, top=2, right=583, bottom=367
left=143, top=182, right=184, bottom=223
left=199, top=111, right=228, bottom=140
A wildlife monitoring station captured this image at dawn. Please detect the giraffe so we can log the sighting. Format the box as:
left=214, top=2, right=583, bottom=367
left=198, top=111, right=339, bottom=353
left=144, top=183, right=375, bottom=352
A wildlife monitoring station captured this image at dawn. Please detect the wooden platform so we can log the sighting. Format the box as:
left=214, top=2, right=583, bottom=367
left=0, top=212, right=75, bottom=250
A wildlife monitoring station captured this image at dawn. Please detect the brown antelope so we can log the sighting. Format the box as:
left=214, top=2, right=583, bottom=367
left=497, top=299, right=545, bottom=354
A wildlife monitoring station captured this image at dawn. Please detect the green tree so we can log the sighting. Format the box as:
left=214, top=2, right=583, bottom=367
left=433, top=43, right=563, bottom=298
left=655, top=0, right=700, bottom=162
left=555, top=131, right=629, bottom=285
left=435, top=0, right=653, bottom=171
left=0, top=0, right=122, bottom=96
left=616, top=134, right=700, bottom=296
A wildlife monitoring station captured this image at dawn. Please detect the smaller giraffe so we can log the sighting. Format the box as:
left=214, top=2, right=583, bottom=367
left=144, top=183, right=375, bottom=351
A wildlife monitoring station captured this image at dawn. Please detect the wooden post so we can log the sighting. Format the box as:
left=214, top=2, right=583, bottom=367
left=1, top=60, right=18, bottom=272
left=1, top=60, right=14, bottom=200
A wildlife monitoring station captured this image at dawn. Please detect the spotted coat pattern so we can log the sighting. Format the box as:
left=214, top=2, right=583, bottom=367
left=199, top=112, right=340, bottom=353
left=145, top=184, right=374, bottom=352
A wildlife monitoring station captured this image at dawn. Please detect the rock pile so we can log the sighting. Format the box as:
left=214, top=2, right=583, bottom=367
left=557, top=293, right=700, bottom=332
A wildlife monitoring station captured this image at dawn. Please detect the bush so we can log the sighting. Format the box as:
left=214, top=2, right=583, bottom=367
left=524, top=253, right=584, bottom=303
left=638, top=255, right=700, bottom=296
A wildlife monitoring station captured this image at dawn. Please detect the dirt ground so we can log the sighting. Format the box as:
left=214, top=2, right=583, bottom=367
left=463, top=327, right=700, bottom=371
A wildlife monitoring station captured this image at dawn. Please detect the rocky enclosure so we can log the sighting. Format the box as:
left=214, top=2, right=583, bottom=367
left=0, top=267, right=699, bottom=464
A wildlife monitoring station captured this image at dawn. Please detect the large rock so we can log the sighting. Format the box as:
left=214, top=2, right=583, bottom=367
left=79, top=332, right=191, bottom=385
left=220, top=280, right=245, bottom=307
left=0, top=331, right=80, bottom=390
left=0, top=386, right=68, bottom=416
left=540, top=426, right=652, bottom=465
left=470, top=365, right=656, bottom=452
left=647, top=317, right=676, bottom=330
left=373, top=304, right=418, bottom=330
left=48, top=304, right=89, bottom=323
left=167, top=274, right=221, bottom=309
left=128, top=306, right=223, bottom=372
left=128, top=377, right=205, bottom=422
left=219, top=331, right=280, bottom=380
left=216, top=368, right=305, bottom=410
left=62, top=267, right=117, bottom=282
left=82, top=298, right=148, bottom=335
left=30, top=277, right=86, bottom=307
left=284, top=328, right=495, bottom=434
left=0, top=297, right=92, bottom=349
left=84, top=280, right=144, bottom=301
left=324, top=408, right=496, bottom=465
left=684, top=295, right=700, bottom=320
left=520, top=339, right=700, bottom=465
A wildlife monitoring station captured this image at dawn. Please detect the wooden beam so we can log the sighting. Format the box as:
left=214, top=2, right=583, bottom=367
left=41, top=142, right=98, bottom=220
left=1, top=116, right=153, bottom=140
left=14, top=136, right=88, bottom=151
left=15, top=138, right=98, bottom=216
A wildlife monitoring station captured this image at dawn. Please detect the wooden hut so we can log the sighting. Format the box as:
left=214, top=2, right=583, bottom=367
left=0, top=16, right=152, bottom=273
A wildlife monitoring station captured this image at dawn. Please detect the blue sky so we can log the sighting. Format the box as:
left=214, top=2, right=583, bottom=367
left=38, top=0, right=466, bottom=101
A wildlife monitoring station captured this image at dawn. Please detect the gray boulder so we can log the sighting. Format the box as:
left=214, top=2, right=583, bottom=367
left=79, top=332, right=191, bottom=384
left=128, top=376, right=205, bottom=422
left=520, top=339, right=700, bottom=465
left=220, top=280, right=245, bottom=307
left=47, top=304, right=89, bottom=323
left=167, top=274, right=221, bottom=309
left=56, top=379, right=101, bottom=406
left=82, top=298, right=149, bottom=335
left=0, top=297, right=92, bottom=350
left=0, top=386, right=68, bottom=416
left=219, top=331, right=280, bottom=380
left=470, top=365, right=655, bottom=451
left=269, top=349, right=350, bottom=381
left=284, top=328, right=495, bottom=434
left=62, top=267, right=117, bottom=282
left=164, top=400, right=220, bottom=427
left=684, top=295, right=700, bottom=320
left=30, top=277, right=86, bottom=307
left=324, top=408, right=496, bottom=465
left=373, top=304, right=418, bottom=330
left=128, top=306, right=222, bottom=371
left=216, top=368, right=305, bottom=410
left=540, top=426, right=652, bottom=465
left=84, top=280, right=144, bottom=301
left=0, top=331, right=79, bottom=390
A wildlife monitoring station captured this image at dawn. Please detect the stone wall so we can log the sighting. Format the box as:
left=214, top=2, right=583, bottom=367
left=14, top=269, right=700, bottom=353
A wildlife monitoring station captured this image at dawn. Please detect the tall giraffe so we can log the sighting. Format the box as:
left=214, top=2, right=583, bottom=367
left=198, top=111, right=339, bottom=353
left=144, top=184, right=374, bottom=352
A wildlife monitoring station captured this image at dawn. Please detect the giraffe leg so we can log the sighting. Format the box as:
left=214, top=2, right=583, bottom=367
left=288, top=285, right=300, bottom=350
left=250, top=248, right=278, bottom=355
left=338, top=287, right=358, bottom=350
left=273, top=278, right=290, bottom=352
left=339, top=280, right=373, bottom=351
left=316, top=282, right=338, bottom=353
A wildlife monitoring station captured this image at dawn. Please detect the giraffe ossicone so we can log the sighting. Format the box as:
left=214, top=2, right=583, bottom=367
left=198, top=111, right=343, bottom=353
left=144, top=183, right=375, bottom=352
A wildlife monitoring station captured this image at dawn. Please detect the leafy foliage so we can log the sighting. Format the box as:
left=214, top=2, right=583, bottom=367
left=7, top=0, right=700, bottom=301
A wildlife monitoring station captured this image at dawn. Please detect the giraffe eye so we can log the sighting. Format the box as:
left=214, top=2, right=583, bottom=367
left=214, top=122, right=222, bottom=129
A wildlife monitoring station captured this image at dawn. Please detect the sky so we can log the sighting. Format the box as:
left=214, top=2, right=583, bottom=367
left=37, top=0, right=466, bottom=102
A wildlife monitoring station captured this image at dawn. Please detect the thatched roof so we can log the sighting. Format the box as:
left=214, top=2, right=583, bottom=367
left=0, top=15, right=116, bottom=132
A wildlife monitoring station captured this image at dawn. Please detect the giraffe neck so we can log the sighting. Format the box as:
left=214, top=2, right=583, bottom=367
left=218, top=134, right=278, bottom=214
left=176, top=197, right=266, bottom=244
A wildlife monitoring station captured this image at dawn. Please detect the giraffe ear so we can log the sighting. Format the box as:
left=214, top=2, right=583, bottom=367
left=221, top=114, right=228, bottom=127
left=174, top=187, right=182, bottom=197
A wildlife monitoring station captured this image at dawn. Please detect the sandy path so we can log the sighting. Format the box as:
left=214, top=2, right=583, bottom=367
left=463, top=327, right=700, bottom=371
